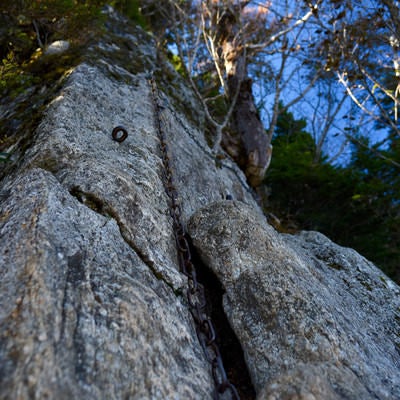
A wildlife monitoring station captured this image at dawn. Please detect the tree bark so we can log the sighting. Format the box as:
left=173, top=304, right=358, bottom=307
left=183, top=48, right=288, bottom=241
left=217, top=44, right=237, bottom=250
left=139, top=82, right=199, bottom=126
left=216, top=4, right=272, bottom=187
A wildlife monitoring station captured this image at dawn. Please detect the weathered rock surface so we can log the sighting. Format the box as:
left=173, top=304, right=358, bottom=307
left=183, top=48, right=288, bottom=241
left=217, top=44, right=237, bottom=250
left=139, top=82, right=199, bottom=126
left=187, top=201, right=400, bottom=399
left=0, top=168, right=212, bottom=399
left=0, top=11, right=255, bottom=400
left=0, top=9, right=399, bottom=400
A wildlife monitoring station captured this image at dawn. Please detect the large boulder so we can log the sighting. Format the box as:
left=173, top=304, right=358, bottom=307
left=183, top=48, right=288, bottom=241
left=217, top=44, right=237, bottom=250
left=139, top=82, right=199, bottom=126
left=188, top=201, right=400, bottom=399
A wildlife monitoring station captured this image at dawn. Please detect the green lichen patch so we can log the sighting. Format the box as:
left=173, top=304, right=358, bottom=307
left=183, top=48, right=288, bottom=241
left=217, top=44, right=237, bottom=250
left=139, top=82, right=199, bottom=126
left=327, top=262, right=344, bottom=271
left=0, top=1, right=106, bottom=180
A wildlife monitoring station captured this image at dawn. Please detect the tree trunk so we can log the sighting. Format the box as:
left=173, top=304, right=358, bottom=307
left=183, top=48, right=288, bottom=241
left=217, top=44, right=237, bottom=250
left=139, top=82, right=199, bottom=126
left=217, top=4, right=272, bottom=187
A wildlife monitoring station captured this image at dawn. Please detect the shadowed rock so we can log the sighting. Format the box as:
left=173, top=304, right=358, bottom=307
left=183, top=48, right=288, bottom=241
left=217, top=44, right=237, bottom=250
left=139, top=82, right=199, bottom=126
left=188, top=201, right=400, bottom=399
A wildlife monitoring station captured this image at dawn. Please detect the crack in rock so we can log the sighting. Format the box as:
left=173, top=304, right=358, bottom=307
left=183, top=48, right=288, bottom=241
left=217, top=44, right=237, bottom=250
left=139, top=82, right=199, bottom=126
left=68, top=186, right=179, bottom=293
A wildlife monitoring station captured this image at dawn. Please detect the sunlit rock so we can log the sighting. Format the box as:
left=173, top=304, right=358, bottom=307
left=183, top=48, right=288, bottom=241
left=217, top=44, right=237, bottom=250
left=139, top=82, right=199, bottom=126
left=45, top=40, right=70, bottom=55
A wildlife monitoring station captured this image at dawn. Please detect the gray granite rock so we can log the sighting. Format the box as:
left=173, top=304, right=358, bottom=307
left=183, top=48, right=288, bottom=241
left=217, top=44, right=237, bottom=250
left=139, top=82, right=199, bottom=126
left=0, top=13, right=255, bottom=400
left=187, top=201, right=400, bottom=399
left=1, top=10, right=399, bottom=400
left=45, top=40, right=70, bottom=55
left=0, top=168, right=213, bottom=400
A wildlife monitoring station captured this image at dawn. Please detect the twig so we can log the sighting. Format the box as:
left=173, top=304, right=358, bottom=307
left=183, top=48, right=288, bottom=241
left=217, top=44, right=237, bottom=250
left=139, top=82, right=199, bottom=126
left=32, top=19, right=44, bottom=49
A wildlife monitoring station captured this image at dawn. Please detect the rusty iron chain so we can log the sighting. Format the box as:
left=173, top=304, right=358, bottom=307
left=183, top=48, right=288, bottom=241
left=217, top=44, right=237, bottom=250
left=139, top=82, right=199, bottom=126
left=149, top=74, right=240, bottom=400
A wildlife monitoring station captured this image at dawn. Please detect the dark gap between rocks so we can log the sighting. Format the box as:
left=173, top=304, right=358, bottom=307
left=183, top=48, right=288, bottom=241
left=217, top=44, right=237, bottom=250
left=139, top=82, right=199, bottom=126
left=69, top=187, right=108, bottom=216
left=188, top=241, right=256, bottom=400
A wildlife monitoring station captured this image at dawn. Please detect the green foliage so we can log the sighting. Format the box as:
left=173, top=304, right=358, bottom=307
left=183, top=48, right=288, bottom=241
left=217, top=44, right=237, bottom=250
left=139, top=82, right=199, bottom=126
left=167, top=52, right=186, bottom=77
left=265, top=107, right=400, bottom=283
left=346, top=135, right=400, bottom=278
left=266, top=107, right=356, bottom=232
left=272, top=106, right=317, bottom=171
left=0, top=0, right=106, bottom=96
left=110, top=0, right=149, bottom=29
left=0, top=0, right=108, bottom=160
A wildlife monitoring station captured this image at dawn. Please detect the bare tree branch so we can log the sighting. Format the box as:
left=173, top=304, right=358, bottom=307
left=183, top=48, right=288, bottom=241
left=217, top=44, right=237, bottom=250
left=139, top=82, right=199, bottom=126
left=32, top=19, right=44, bottom=48
left=246, top=2, right=320, bottom=52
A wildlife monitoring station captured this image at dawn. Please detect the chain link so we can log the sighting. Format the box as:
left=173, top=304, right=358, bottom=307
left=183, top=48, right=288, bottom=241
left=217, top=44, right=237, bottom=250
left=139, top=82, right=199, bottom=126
left=112, top=126, right=128, bottom=142
left=149, top=74, right=240, bottom=400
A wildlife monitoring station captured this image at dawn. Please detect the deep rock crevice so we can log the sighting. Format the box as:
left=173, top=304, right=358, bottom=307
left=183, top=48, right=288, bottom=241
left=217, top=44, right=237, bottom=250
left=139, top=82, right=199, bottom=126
left=188, top=201, right=400, bottom=399
left=188, top=240, right=256, bottom=399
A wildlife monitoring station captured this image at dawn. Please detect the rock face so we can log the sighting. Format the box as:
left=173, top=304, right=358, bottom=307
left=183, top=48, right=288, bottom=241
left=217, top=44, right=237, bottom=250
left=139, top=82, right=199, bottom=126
left=0, top=168, right=212, bottom=399
left=0, top=10, right=399, bottom=400
left=188, top=202, right=400, bottom=399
